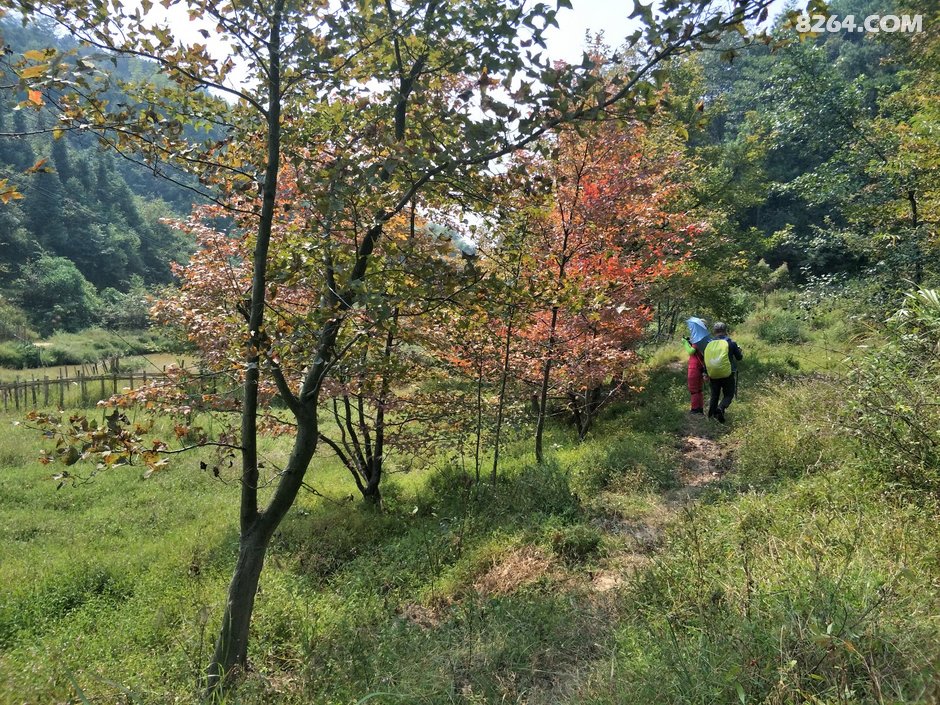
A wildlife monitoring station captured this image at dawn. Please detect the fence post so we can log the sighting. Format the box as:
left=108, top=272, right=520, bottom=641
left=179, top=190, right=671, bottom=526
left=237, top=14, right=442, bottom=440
left=58, top=371, right=65, bottom=409
left=80, top=372, right=87, bottom=406
left=14, top=377, right=19, bottom=411
left=31, top=377, right=37, bottom=407
left=99, top=374, right=106, bottom=401
left=43, top=376, right=50, bottom=407
left=2, top=386, right=6, bottom=412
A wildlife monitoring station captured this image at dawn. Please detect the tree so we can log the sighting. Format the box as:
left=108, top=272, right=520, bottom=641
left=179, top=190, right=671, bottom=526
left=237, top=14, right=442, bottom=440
left=5, top=0, right=776, bottom=692
left=154, top=189, right=475, bottom=505
left=15, top=253, right=99, bottom=333
left=511, top=121, right=699, bottom=459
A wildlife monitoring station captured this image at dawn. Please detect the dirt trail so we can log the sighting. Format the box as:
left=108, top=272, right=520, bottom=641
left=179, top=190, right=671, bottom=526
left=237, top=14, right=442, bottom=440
left=665, top=416, right=730, bottom=505
left=588, top=412, right=730, bottom=593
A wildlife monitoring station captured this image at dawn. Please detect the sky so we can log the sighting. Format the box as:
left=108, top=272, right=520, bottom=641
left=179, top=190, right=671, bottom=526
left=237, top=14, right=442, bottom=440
left=545, top=0, right=798, bottom=62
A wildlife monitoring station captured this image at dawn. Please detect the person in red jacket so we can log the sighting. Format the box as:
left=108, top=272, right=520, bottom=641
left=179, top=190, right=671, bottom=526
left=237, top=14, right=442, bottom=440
left=684, top=317, right=710, bottom=415
left=687, top=345, right=706, bottom=414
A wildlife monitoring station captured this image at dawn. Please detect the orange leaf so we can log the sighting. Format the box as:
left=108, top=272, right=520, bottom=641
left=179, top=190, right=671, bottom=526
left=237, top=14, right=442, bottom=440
left=19, top=63, right=49, bottom=79
left=25, top=158, right=49, bottom=174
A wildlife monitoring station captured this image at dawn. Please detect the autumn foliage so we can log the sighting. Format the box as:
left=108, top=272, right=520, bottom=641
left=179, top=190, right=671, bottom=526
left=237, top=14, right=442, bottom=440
left=501, top=122, right=701, bottom=442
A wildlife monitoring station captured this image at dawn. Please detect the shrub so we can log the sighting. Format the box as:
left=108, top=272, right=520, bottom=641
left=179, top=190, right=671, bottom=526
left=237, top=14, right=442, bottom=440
left=842, top=287, right=940, bottom=493
left=0, top=341, right=42, bottom=369
left=549, top=523, right=603, bottom=563
left=14, top=255, right=100, bottom=335
left=752, top=307, right=808, bottom=344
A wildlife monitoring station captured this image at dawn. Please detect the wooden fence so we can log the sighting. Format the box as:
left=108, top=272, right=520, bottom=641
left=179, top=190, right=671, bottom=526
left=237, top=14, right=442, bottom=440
left=0, top=367, right=170, bottom=411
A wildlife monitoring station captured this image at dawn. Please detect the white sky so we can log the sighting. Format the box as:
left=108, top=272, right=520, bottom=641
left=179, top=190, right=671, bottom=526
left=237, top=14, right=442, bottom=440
left=545, top=0, right=797, bottom=62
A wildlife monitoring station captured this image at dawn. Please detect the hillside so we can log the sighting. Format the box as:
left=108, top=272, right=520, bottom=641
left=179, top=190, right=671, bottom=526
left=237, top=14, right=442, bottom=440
left=0, top=0, right=936, bottom=703
left=0, top=19, right=197, bottom=338
left=0, top=291, right=937, bottom=703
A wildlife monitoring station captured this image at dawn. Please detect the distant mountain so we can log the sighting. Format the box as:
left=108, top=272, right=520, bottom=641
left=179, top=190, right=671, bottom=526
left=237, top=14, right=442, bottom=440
left=0, top=18, right=202, bottom=335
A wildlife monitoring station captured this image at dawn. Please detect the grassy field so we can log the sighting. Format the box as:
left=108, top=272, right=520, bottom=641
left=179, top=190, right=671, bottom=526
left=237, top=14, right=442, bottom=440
left=0, top=353, right=193, bottom=383
left=1, top=296, right=938, bottom=704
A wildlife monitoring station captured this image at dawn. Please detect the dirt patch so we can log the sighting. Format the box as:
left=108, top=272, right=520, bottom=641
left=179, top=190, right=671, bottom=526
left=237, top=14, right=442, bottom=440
left=590, top=570, right=624, bottom=592
left=590, top=550, right=652, bottom=592
left=398, top=602, right=442, bottom=629
left=677, top=434, right=727, bottom=486
left=473, top=545, right=554, bottom=597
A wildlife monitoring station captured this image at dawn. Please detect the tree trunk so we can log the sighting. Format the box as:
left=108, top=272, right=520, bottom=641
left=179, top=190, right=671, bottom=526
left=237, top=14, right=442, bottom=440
left=205, top=529, right=268, bottom=687
left=206, top=416, right=319, bottom=696
left=474, top=354, right=484, bottom=482
left=908, top=189, right=922, bottom=284
left=205, top=2, right=285, bottom=694
left=363, top=472, right=382, bottom=506
left=534, top=305, right=560, bottom=464
left=491, top=313, right=515, bottom=484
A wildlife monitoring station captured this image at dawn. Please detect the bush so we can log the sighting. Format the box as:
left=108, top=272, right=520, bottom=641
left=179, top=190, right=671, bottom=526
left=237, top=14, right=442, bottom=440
left=14, top=255, right=100, bottom=335
left=842, top=288, right=940, bottom=493
left=0, top=297, right=36, bottom=343
left=752, top=307, right=808, bottom=344
left=549, top=523, right=603, bottom=563
left=420, top=461, right=580, bottom=522
left=0, top=341, right=42, bottom=369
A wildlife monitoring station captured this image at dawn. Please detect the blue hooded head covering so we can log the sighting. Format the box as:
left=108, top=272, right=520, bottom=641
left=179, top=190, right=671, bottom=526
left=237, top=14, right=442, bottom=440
left=686, top=317, right=710, bottom=345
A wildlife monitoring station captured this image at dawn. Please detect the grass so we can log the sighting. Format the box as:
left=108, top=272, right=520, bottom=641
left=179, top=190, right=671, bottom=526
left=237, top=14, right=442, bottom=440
left=0, top=328, right=185, bottom=380
left=0, top=295, right=938, bottom=704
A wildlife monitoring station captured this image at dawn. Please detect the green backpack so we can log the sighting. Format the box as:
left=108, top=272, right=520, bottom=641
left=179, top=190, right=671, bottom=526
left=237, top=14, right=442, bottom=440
left=704, top=339, right=733, bottom=379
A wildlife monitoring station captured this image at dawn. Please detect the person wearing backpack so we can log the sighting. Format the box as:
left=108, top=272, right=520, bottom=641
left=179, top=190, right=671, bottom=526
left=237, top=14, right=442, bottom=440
left=703, top=321, right=743, bottom=423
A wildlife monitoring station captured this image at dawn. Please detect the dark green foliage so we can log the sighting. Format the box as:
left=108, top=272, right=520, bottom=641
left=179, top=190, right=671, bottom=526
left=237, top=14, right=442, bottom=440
left=13, top=255, right=99, bottom=334
left=0, top=340, right=41, bottom=368
left=98, top=278, right=153, bottom=330
left=0, top=19, right=195, bottom=329
left=752, top=307, right=808, bottom=344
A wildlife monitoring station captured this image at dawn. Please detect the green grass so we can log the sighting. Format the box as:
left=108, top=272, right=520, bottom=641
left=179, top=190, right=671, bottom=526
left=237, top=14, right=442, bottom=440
left=0, top=297, right=938, bottom=704
left=0, top=329, right=185, bottom=380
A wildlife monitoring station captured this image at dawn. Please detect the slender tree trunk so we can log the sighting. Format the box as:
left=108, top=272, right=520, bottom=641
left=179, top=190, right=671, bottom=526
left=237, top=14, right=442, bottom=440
left=534, top=305, right=560, bottom=464
left=365, top=308, right=398, bottom=505
left=474, top=354, right=484, bottom=482
left=363, top=467, right=382, bottom=505
left=491, top=314, right=514, bottom=484
left=206, top=2, right=285, bottom=692
left=908, top=189, right=922, bottom=284
left=206, top=414, right=319, bottom=693
left=206, top=530, right=267, bottom=684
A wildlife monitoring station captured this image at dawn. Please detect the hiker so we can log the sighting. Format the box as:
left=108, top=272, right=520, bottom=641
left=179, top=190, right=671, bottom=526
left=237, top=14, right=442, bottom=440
left=703, top=321, right=743, bottom=423
left=684, top=317, right=710, bottom=415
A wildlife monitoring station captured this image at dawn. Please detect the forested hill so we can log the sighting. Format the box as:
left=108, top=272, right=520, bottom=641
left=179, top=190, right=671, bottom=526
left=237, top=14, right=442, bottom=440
left=672, top=0, right=935, bottom=290
left=0, top=19, right=197, bottom=335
